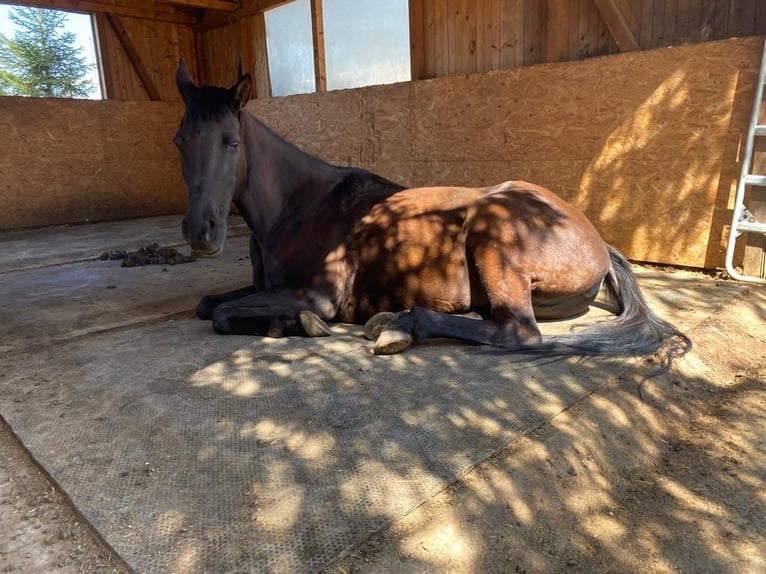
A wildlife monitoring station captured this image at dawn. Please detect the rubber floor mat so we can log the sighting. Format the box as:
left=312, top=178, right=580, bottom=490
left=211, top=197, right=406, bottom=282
left=0, top=319, right=629, bottom=573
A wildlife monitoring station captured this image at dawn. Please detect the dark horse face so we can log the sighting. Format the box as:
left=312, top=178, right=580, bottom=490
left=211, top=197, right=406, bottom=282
left=174, top=60, right=252, bottom=257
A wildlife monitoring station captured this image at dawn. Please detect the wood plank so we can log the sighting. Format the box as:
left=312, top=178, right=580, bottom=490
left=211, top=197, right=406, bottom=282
left=164, top=0, right=237, bottom=11
left=650, top=0, right=664, bottom=48
left=639, top=0, right=653, bottom=48
left=544, top=0, right=570, bottom=63
left=591, top=0, right=639, bottom=51
left=7, top=0, right=197, bottom=24
left=310, top=0, right=326, bottom=91
left=498, top=0, right=521, bottom=69
left=488, top=0, right=500, bottom=70
left=409, top=0, right=427, bottom=80
left=728, top=0, right=755, bottom=38
left=106, top=13, right=162, bottom=100
left=475, top=0, right=485, bottom=73
left=676, top=0, right=690, bottom=43
left=424, top=0, right=437, bottom=77
left=662, top=0, right=678, bottom=46
left=524, top=0, right=542, bottom=65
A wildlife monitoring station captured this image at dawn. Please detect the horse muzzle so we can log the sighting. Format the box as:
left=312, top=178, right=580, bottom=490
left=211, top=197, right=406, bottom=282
left=192, top=247, right=224, bottom=258
left=182, top=215, right=226, bottom=258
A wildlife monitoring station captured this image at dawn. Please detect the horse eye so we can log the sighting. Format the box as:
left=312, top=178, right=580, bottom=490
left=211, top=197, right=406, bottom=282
left=227, top=140, right=239, bottom=150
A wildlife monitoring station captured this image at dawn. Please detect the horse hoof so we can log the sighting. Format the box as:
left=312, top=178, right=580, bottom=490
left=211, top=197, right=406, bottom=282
left=298, top=310, right=332, bottom=337
left=364, top=312, right=400, bottom=341
left=373, top=328, right=413, bottom=355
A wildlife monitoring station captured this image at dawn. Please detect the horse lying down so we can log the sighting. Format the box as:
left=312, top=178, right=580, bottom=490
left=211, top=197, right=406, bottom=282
left=173, top=60, right=690, bottom=369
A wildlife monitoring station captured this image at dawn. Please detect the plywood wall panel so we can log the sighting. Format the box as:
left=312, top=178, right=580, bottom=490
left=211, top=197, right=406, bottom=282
left=246, top=37, right=759, bottom=269
left=0, top=98, right=186, bottom=230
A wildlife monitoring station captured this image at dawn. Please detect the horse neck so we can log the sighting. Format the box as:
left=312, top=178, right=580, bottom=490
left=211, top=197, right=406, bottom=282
left=234, top=112, right=346, bottom=238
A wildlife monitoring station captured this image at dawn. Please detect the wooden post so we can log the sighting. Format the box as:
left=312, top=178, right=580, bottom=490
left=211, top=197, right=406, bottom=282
left=251, top=12, right=271, bottom=98
left=409, top=0, right=426, bottom=81
left=311, top=0, right=327, bottom=92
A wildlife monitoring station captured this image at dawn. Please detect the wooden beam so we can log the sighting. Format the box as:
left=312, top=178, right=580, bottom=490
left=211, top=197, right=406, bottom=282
left=105, top=13, right=162, bottom=101
left=250, top=10, right=271, bottom=98
left=234, top=0, right=292, bottom=19
left=193, top=0, right=287, bottom=32
left=591, top=0, right=640, bottom=52
left=4, top=0, right=197, bottom=25
left=310, top=0, right=326, bottom=92
left=164, top=0, right=237, bottom=11
left=408, top=0, right=426, bottom=81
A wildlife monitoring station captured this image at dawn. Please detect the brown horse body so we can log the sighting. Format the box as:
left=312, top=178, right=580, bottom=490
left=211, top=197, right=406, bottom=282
left=174, top=60, right=688, bottom=364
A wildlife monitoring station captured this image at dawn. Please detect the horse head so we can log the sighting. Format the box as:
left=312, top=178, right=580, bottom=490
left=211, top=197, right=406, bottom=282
left=174, top=59, right=252, bottom=257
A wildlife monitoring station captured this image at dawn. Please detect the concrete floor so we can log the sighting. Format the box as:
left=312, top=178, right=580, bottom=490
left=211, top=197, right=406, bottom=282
left=0, top=215, right=756, bottom=573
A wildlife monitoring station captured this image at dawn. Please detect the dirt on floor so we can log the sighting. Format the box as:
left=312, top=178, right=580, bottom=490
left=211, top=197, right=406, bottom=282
left=1, top=284, right=764, bottom=574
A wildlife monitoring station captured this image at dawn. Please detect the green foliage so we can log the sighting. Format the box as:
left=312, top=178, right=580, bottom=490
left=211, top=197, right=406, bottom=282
left=0, top=7, right=94, bottom=98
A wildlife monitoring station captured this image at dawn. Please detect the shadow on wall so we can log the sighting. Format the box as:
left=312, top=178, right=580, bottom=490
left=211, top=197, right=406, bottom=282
left=576, top=59, right=751, bottom=270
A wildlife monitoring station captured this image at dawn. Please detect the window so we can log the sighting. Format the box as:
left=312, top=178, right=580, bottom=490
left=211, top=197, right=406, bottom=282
left=263, top=0, right=410, bottom=97
left=264, top=0, right=315, bottom=97
left=0, top=5, right=101, bottom=99
left=323, top=0, right=410, bottom=91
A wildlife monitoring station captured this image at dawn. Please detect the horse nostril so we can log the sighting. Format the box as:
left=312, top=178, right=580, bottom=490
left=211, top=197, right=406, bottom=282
left=204, top=218, right=217, bottom=243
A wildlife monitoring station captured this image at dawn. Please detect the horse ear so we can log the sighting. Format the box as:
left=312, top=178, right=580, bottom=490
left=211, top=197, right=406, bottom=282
left=176, top=58, right=195, bottom=103
left=232, top=73, right=252, bottom=109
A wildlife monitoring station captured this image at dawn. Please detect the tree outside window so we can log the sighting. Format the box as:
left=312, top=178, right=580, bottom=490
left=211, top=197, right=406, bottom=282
left=0, top=6, right=97, bottom=98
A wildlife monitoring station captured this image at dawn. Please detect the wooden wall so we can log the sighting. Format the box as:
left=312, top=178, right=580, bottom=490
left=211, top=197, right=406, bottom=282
left=70, top=1, right=766, bottom=99
left=247, top=37, right=759, bottom=269
left=95, top=13, right=197, bottom=101
left=412, top=0, right=766, bottom=78
left=0, top=98, right=186, bottom=229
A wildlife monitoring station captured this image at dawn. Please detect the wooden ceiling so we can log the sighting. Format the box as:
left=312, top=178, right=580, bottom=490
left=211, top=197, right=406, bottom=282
left=0, top=0, right=291, bottom=27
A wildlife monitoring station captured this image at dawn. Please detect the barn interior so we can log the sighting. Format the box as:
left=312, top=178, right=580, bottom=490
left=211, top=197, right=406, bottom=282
left=1, top=1, right=765, bottom=573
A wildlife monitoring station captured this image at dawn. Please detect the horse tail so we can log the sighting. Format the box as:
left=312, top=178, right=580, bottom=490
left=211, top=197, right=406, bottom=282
left=526, top=245, right=692, bottom=372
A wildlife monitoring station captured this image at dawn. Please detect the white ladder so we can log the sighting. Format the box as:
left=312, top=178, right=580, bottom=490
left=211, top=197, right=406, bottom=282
left=725, top=36, right=766, bottom=284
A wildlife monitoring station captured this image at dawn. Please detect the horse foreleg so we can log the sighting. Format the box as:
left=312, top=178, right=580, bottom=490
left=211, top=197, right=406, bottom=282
left=196, top=285, right=260, bottom=319
left=197, top=236, right=268, bottom=319
left=211, top=293, right=332, bottom=338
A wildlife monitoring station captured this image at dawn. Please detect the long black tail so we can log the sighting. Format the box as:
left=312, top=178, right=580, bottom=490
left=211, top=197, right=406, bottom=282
left=522, top=245, right=692, bottom=372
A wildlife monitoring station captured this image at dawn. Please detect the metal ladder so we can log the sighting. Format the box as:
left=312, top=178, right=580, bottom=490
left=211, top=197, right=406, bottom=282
left=725, top=36, right=766, bottom=284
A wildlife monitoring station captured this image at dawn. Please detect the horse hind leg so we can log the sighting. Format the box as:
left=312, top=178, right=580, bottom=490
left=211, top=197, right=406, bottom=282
left=372, top=268, right=542, bottom=355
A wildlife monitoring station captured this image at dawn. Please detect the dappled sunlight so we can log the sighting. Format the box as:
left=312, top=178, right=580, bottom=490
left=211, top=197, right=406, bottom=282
left=400, top=513, right=480, bottom=572
left=577, top=62, right=741, bottom=267
left=174, top=542, right=201, bottom=573
left=661, top=477, right=730, bottom=518
left=250, top=461, right=304, bottom=532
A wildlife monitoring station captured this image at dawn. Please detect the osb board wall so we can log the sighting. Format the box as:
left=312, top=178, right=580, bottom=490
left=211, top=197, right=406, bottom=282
left=415, top=0, right=766, bottom=77
left=0, top=98, right=186, bottom=230
left=95, top=13, right=196, bottom=101
left=248, top=36, right=759, bottom=269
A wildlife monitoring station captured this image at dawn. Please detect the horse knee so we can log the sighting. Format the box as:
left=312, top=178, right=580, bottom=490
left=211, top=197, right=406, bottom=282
left=197, top=295, right=218, bottom=320
left=211, top=305, right=233, bottom=334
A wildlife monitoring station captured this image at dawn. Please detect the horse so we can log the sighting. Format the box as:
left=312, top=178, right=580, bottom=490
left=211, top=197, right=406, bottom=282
left=173, top=59, right=690, bottom=367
